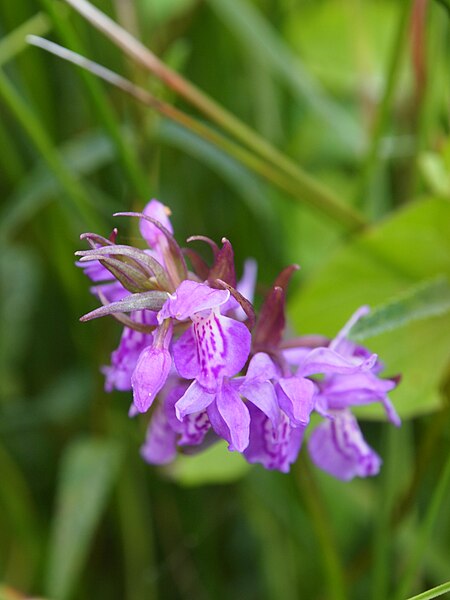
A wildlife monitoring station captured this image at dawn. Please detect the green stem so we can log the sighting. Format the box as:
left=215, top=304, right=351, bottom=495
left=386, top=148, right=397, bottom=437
left=405, top=581, right=450, bottom=600
left=371, top=426, right=399, bottom=600
left=39, top=0, right=150, bottom=199
left=29, top=36, right=365, bottom=230
left=294, top=459, right=347, bottom=600
left=63, top=0, right=367, bottom=231
left=356, top=1, right=412, bottom=218
left=0, top=69, right=101, bottom=230
left=394, top=454, right=450, bottom=600
left=0, top=12, right=51, bottom=66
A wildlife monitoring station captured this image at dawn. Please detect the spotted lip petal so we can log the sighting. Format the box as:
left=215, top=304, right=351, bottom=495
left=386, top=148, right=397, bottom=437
left=244, top=405, right=305, bottom=473
left=193, top=310, right=251, bottom=392
left=140, top=403, right=177, bottom=465
left=308, top=411, right=382, bottom=481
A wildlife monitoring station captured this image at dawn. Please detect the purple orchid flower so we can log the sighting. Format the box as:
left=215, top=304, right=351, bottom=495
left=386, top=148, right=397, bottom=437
left=77, top=201, right=401, bottom=478
left=102, top=310, right=156, bottom=392
left=308, top=410, right=381, bottom=481
left=161, top=280, right=252, bottom=451
left=306, top=307, right=400, bottom=480
left=244, top=404, right=306, bottom=473
left=131, top=320, right=173, bottom=413
left=140, top=382, right=213, bottom=465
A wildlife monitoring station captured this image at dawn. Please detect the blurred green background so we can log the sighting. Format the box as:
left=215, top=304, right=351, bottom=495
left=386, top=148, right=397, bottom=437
left=1, top=0, right=450, bottom=599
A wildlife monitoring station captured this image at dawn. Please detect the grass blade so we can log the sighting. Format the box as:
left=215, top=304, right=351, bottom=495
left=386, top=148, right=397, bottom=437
left=61, top=0, right=367, bottom=231
left=45, top=438, right=123, bottom=600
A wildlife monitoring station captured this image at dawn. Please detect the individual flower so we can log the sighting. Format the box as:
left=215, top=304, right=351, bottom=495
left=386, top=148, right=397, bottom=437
left=308, top=410, right=382, bottom=481
left=306, top=307, right=400, bottom=480
left=140, top=382, right=213, bottom=465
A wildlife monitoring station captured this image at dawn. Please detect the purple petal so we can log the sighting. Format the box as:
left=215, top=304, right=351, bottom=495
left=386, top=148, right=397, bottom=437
left=320, top=373, right=400, bottom=426
left=215, top=381, right=250, bottom=452
left=102, top=324, right=154, bottom=392
left=172, top=325, right=199, bottom=379
left=77, top=259, right=112, bottom=282
left=230, top=258, right=258, bottom=320
left=91, top=281, right=128, bottom=303
left=329, top=306, right=370, bottom=354
left=237, top=258, right=258, bottom=304
left=276, top=376, right=315, bottom=426
left=244, top=405, right=305, bottom=473
left=206, top=400, right=231, bottom=443
left=178, top=412, right=211, bottom=446
left=158, top=280, right=229, bottom=322
left=175, top=380, right=215, bottom=420
left=245, top=352, right=278, bottom=381
left=140, top=403, right=177, bottom=465
left=308, top=411, right=382, bottom=481
left=131, top=346, right=172, bottom=413
left=164, top=384, right=211, bottom=446
left=140, top=199, right=173, bottom=248
left=239, top=380, right=280, bottom=427
left=297, top=347, right=377, bottom=378
left=193, top=311, right=251, bottom=391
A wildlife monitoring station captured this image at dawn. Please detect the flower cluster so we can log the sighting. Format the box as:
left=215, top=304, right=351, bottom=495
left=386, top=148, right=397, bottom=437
left=76, top=200, right=400, bottom=479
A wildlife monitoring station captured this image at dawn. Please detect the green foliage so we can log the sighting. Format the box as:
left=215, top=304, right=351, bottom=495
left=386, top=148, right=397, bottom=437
left=290, top=197, right=450, bottom=419
left=0, top=0, right=449, bottom=599
left=46, top=438, right=123, bottom=600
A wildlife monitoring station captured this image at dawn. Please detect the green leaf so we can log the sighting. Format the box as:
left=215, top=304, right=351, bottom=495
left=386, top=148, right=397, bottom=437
left=290, top=197, right=450, bottom=419
left=45, top=438, right=123, bottom=600
left=350, top=276, right=450, bottom=341
left=167, top=441, right=250, bottom=486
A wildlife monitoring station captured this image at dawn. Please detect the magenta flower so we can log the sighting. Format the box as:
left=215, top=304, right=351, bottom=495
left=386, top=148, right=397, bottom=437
left=307, top=307, right=400, bottom=480
left=140, top=383, right=212, bottom=465
left=77, top=200, right=401, bottom=478
left=244, top=405, right=306, bottom=473
left=308, top=411, right=382, bottom=481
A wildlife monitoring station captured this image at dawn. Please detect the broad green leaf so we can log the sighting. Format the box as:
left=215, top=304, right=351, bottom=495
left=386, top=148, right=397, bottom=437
left=350, top=276, right=450, bottom=341
left=290, top=197, right=450, bottom=419
left=45, top=438, right=123, bottom=600
left=167, top=441, right=250, bottom=486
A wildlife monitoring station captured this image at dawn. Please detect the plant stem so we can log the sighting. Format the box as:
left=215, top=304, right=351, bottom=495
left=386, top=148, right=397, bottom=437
left=394, top=454, right=450, bottom=600
left=356, top=1, right=412, bottom=218
left=28, top=36, right=365, bottom=230
left=405, top=580, right=450, bottom=600
left=0, top=68, right=101, bottom=230
left=294, top=459, right=347, bottom=600
left=39, top=0, right=150, bottom=200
